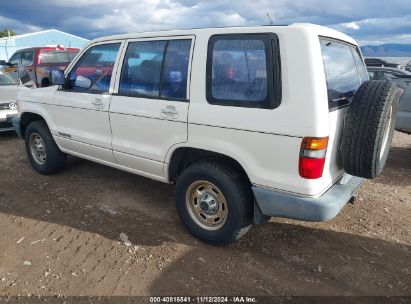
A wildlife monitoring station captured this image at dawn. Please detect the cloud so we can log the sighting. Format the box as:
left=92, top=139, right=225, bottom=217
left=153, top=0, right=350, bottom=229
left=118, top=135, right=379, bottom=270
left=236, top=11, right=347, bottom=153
left=331, top=14, right=411, bottom=45
left=0, top=15, right=43, bottom=33
left=0, top=0, right=410, bottom=45
left=342, top=22, right=360, bottom=30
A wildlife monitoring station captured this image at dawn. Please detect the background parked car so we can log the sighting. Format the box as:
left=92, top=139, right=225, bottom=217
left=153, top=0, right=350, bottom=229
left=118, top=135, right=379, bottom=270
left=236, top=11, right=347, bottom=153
left=365, top=58, right=401, bottom=69
left=367, top=66, right=411, bottom=133
left=0, top=70, right=28, bottom=132
left=2, top=46, right=79, bottom=88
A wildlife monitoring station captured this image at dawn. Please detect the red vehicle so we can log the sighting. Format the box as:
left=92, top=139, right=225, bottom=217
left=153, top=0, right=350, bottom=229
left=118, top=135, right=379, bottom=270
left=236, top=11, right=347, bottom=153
left=2, top=46, right=79, bottom=87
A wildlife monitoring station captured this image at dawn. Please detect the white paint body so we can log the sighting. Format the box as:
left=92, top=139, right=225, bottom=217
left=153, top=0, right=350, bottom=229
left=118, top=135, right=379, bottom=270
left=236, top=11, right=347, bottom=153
left=0, top=83, right=27, bottom=124
left=16, top=24, right=361, bottom=197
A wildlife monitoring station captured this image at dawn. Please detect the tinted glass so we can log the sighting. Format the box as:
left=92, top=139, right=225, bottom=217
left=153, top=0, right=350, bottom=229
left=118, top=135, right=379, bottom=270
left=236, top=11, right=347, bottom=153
left=320, top=39, right=362, bottom=108
left=211, top=39, right=267, bottom=102
left=119, top=40, right=166, bottom=98
left=21, top=51, right=34, bottom=65
left=68, top=43, right=120, bottom=93
left=0, top=71, right=17, bottom=85
left=161, top=40, right=191, bottom=99
left=351, top=49, right=368, bottom=82
left=9, top=52, right=21, bottom=65
left=39, top=51, right=71, bottom=64
left=68, top=51, right=79, bottom=61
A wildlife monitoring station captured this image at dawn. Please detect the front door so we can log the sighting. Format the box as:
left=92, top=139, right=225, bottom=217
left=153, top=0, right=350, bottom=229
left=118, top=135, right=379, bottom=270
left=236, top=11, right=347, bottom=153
left=52, top=42, right=123, bottom=163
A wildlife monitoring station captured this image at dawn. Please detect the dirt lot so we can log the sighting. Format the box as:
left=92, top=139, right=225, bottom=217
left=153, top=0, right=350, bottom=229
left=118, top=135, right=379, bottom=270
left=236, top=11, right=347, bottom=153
left=0, top=131, right=410, bottom=297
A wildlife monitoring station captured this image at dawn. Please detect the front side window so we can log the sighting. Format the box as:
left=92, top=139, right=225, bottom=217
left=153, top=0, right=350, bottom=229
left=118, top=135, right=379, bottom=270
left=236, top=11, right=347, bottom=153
left=207, top=36, right=270, bottom=107
left=68, top=43, right=120, bottom=93
left=320, top=39, right=363, bottom=109
left=9, top=52, right=21, bottom=65
left=119, top=39, right=191, bottom=99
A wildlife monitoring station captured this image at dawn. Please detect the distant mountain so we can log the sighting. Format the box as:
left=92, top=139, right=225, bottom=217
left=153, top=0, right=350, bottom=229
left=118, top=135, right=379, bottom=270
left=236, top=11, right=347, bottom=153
left=360, top=44, right=411, bottom=57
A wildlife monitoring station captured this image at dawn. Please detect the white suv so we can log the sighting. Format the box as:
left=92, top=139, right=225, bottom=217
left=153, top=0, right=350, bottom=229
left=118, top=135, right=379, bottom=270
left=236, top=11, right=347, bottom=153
left=13, top=24, right=401, bottom=244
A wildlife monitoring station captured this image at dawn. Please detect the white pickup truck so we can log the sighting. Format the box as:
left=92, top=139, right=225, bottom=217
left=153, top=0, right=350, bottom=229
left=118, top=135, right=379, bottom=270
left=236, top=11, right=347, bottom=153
left=13, top=24, right=401, bottom=244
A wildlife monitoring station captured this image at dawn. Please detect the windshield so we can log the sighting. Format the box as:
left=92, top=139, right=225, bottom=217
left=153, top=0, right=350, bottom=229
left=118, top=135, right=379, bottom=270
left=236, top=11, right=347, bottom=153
left=0, top=71, right=18, bottom=85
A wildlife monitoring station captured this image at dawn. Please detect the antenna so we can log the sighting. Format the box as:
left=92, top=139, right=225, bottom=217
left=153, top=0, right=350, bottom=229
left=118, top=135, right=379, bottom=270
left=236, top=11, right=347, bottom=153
left=266, top=12, right=274, bottom=25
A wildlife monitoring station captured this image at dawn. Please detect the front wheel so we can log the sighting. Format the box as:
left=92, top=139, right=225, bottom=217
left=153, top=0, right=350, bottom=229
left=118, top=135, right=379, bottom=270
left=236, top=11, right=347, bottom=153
left=25, top=120, right=66, bottom=174
left=175, top=160, right=253, bottom=245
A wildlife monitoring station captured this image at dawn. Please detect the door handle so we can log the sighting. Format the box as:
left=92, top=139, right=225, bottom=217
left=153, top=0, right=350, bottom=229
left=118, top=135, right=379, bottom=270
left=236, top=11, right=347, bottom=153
left=161, top=105, right=178, bottom=118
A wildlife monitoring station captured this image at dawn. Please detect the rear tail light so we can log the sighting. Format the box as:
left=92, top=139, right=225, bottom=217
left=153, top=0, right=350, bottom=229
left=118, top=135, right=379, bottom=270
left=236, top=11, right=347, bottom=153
left=299, top=137, right=328, bottom=179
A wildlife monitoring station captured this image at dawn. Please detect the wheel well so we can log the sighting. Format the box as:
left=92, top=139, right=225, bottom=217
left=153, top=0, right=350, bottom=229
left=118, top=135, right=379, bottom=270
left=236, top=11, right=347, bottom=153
left=168, top=147, right=250, bottom=184
left=20, top=112, right=45, bottom=137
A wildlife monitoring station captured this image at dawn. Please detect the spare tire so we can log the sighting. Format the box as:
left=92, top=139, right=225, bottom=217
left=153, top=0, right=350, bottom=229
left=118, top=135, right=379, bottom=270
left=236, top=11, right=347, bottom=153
left=341, top=80, right=399, bottom=179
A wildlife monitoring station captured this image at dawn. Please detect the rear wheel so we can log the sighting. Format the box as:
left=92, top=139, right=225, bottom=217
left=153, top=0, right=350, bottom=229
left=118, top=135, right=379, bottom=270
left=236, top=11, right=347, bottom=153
left=25, top=120, right=66, bottom=174
left=175, top=160, right=253, bottom=245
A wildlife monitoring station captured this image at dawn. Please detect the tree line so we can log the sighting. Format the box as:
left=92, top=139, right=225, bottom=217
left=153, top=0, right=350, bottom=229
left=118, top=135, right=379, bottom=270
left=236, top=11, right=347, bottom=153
left=0, top=29, right=16, bottom=38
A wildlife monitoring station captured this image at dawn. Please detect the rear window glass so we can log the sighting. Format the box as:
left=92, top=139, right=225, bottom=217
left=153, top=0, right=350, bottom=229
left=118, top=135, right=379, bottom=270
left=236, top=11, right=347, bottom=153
left=39, top=51, right=72, bottom=64
left=320, top=39, right=365, bottom=109
left=211, top=39, right=268, bottom=102
left=352, top=50, right=368, bottom=82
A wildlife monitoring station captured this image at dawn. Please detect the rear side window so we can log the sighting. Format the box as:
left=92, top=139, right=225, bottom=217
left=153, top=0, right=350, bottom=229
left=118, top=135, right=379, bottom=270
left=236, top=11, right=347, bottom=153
left=320, top=39, right=365, bottom=109
left=119, top=40, right=166, bottom=98
left=206, top=34, right=281, bottom=108
left=119, top=39, right=192, bottom=100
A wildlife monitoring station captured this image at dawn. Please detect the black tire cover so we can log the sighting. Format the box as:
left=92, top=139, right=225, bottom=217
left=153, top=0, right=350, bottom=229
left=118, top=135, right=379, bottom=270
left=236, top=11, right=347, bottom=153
left=341, top=80, right=399, bottom=179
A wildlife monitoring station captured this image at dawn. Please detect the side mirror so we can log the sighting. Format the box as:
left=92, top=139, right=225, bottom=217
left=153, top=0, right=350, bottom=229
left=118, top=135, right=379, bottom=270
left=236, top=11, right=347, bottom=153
left=50, top=70, right=65, bottom=86
left=74, top=75, right=92, bottom=89
left=0, top=60, right=8, bottom=66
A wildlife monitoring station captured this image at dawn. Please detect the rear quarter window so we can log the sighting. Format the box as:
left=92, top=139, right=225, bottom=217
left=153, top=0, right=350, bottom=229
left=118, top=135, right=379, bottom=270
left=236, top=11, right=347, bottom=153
left=320, top=38, right=366, bottom=110
left=206, top=33, right=281, bottom=109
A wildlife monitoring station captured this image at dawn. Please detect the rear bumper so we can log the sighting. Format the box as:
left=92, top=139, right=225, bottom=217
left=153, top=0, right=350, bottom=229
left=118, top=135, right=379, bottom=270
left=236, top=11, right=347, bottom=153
left=253, top=174, right=365, bottom=222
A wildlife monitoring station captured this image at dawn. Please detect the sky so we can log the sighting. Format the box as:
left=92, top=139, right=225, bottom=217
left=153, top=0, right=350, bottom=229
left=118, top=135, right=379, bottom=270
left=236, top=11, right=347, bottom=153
left=0, top=0, right=411, bottom=46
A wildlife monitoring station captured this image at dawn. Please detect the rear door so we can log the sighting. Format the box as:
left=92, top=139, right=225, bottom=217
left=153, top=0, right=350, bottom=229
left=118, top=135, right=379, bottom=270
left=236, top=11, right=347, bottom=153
left=109, top=36, right=194, bottom=179
left=320, top=38, right=368, bottom=181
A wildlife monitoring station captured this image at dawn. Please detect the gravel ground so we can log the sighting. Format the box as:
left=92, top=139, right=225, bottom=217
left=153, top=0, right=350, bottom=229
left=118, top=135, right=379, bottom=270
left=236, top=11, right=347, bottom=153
left=0, top=131, right=409, bottom=297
